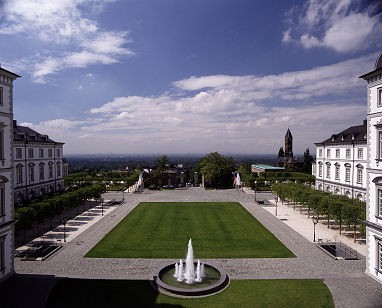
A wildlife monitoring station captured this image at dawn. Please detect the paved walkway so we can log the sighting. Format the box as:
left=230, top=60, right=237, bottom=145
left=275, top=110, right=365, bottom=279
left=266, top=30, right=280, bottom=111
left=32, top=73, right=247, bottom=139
left=7, top=188, right=382, bottom=307
left=241, top=187, right=367, bottom=257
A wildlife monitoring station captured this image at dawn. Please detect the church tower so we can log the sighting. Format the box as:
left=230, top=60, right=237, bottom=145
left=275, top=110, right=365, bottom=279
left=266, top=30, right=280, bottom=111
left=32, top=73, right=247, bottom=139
left=285, top=128, right=293, bottom=158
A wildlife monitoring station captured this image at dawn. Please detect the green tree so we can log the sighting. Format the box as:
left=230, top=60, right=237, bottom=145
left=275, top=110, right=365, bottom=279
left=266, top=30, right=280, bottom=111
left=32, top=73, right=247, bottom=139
left=15, top=207, right=35, bottom=241
left=198, top=152, right=235, bottom=188
left=303, top=148, right=314, bottom=173
left=278, top=147, right=285, bottom=157
left=330, top=196, right=345, bottom=235
left=157, top=155, right=169, bottom=168
left=154, top=155, right=169, bottom=186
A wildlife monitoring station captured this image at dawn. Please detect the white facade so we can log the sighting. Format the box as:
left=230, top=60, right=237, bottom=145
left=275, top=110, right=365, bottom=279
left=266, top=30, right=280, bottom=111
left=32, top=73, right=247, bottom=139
left=314, top=122, right=367, bottom=201
left=13, top=122, right=64, bottom=204
left=0, top=68, right=19, bottom=283
left=360, top=53, right=382, bottom=284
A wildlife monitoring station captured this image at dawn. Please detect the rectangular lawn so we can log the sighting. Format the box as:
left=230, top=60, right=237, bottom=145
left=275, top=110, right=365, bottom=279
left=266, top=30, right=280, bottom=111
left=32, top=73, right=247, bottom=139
left=86, top=202, right=294, bottom=258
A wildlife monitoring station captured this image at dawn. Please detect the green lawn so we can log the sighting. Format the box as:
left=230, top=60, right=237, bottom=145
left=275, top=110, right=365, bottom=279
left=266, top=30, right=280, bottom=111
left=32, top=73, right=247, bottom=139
left=86, top=202, right=294, bottom=258
left=46, top=279, right=334, bottom=307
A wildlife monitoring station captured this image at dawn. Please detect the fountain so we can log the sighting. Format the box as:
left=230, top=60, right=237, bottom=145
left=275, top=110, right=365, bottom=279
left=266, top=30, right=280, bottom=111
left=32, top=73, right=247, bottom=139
left=173, top=239, right=205, bottom=284
left=152, top=239, right=229, bottom=297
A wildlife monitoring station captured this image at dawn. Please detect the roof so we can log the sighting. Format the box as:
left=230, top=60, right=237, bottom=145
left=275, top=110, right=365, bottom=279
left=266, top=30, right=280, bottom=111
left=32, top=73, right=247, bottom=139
left=359, top=52, right=382, bottom=80
left=0, top=67, right=21, bottom=79
left=252, top=164, right=285, bottom=170
left=13, top=121, right=64, bottom=144
left=315, top=121, right=366, bottom=146
left=285, top=128, right=293, bottom=140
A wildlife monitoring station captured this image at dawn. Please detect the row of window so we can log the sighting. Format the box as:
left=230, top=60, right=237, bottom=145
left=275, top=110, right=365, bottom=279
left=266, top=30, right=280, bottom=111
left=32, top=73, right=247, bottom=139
left=16, top=162, right=61, bottom=184
left=318, top=163, right=363, bottom=184
left=317, top=183, right=364, bottom=200
left=15, top=147, right=61, bottom=159
left=318, top=148, right=364, bottom=159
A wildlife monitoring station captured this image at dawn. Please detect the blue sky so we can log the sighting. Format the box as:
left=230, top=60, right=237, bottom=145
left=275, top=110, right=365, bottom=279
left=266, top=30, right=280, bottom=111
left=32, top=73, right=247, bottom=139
left=0, top=0, right=381, bottom=155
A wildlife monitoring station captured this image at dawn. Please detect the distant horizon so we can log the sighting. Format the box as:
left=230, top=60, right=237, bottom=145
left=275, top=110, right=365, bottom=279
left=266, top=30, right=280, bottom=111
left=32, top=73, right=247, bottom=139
left=64, top=152, right=309, bottom=158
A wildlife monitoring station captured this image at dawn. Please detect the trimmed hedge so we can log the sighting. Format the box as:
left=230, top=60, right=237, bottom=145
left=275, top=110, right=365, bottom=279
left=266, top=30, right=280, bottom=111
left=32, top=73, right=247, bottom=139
left=272, top=182, right=366, bottom=239
left=15, top=184, right=105, bottom=233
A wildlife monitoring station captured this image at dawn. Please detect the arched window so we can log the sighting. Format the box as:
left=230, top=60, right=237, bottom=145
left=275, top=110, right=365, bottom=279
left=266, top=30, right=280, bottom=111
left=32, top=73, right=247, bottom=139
left=48, top=161, right=53, bottom=178
left=325, top=162, right=331, bottom=179
left=28, top=162, right=35, bottom=183
left=16, top=163, right=23, bottom=184
left=318, top=161, right=323, bottom=177
left=0, top=122, right=6, bottom=161
left=334, top=163, right=340, bottom=180
left=56, top=161, right=61, bottom=177
left=39, top=162, right=45, bottom=180
left=356, top=164, right=364, bottom=185
left=0, top=176, right=8, bottom=217
left=344, top=163, right=351, bottom=182
left=372, top=177, right=382, bottom=216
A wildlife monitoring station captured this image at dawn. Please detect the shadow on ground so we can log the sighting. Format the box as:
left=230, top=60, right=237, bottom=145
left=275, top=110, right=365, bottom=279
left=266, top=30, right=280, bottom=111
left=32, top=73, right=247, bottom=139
left=0, top=274, right=182, bottom=308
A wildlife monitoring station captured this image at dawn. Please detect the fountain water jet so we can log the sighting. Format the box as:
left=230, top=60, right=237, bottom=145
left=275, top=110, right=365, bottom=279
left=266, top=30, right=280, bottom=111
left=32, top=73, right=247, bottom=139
left=184, top=239, right=196, bottom=283
left=153, top=239, right=229, bottom=297
left=174, top=239, right=204, bottom=284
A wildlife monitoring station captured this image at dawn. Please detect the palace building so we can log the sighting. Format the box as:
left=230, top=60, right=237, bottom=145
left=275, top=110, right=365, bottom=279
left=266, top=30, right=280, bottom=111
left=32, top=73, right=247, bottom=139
left=13, top=121, right=65, bottom=205
left=314, top=121, right=367, bottom=201
left=0, top=67, right=20, bottom=283
left=360, top=52, right=382, bottom=284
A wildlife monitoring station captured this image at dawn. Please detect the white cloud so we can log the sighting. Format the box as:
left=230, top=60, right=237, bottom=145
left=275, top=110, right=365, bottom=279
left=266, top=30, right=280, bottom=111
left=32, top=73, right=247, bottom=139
left=284, top=0, right=382, bottom=53
left=46, top=54, right=366, bottom=153
left=322, top=13, right=377, bottom=52
left=20, top=54, right=372, bottom=154
left=0, top=0, right=133, bottom=83
left=173, top=54, right=373, bottom=103
left=173, top=75, right=238, bottom=91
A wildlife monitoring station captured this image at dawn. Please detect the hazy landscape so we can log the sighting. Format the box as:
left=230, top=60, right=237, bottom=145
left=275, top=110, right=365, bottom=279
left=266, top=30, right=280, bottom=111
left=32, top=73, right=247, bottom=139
left=65, top=153, right=281, bottom=172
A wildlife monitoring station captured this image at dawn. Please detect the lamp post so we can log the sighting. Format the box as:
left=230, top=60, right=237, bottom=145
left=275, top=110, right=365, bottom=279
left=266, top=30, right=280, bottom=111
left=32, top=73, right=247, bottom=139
left=312, top=215, right=318, bottom=242
left=62, top=218, right=67, bottom=243
left=275, top=195, right=278, bottom=216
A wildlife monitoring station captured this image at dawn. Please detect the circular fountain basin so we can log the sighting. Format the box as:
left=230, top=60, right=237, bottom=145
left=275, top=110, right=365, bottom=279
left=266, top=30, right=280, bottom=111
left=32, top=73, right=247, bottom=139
left=152, top=261, right=229, bottom=297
